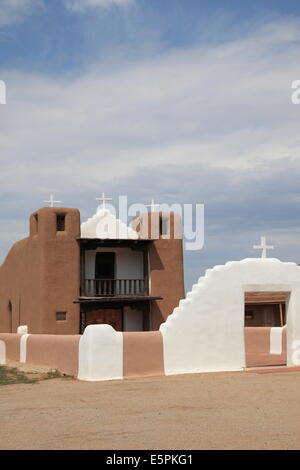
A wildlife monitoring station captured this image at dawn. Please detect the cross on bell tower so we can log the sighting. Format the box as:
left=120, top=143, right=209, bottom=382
left=96, top=192, right=112, bottom=210
left=43, top=194, right=61, bottom=207
left=253, top=236, right=274, bottom=259
left=145, top=199, right=160, bottom=213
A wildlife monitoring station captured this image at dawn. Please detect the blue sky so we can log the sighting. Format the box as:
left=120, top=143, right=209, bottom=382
left=1, top=0, right=300, bottom=290
left=2, top=0, right=300, bottom=72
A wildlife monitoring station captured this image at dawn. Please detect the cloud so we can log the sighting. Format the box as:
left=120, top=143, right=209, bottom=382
left=1, top=18, right=300, bottom=182
left=0, top=0, right=43, bottom=26
left=63, top=0, right=134, bottom=12
left=1, top=18, right=300, bottom=287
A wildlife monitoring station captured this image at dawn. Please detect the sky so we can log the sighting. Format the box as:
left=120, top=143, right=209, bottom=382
left=1, top=0, right=300, bottom=290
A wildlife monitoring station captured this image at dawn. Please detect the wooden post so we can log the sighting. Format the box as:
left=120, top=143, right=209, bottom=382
left=143, top=247, right=149, bottom=296
left=80, top=247, right=85, bottom=296
left=279, top=303, right=284, bottom=327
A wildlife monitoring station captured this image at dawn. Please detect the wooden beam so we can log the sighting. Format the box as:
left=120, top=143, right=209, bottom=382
left=245, top=292, right=289, bottom=304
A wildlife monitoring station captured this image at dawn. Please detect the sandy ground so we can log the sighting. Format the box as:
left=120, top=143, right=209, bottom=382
left=1, top=370, right=300, bottom=450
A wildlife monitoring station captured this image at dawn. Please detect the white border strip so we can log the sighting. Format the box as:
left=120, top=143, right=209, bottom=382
left=270, top=327, right=283, bottom=355
left=20, top=334, right=31, bottom=363
left=0, top=340, right=6, bottom=365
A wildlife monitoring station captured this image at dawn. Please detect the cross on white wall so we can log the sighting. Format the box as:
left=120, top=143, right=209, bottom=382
left=43, top=194, right=61, bottom=207
left=253, top=236, right=274, bottom=259
left=145, top=199, right=160, bottom=213
left=96, top=192, right=112, bottom=210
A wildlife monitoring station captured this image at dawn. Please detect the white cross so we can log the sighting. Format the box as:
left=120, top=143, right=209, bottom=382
left=96, top=192, right=112, bottom=210
left=145, top=199, right=160, bottom=213
left=43, top=194, right=61, bottom=207
left=253, top=236, right=274, bottom=259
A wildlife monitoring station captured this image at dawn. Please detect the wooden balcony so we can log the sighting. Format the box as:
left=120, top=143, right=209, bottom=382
left=82, top=278, right=147, bottom=297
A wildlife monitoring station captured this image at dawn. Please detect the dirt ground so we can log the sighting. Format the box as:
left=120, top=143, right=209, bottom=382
left=1, top=369, right=300, bottom=450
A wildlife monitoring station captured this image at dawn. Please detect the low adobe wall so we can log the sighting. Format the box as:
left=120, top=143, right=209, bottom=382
left=123, top=331, right=164, bottom=378
left=0, top=325, right=292, bottom=380
left=0, top=333, right=22, bottom=362
left=26, top=335, right=81, bottom=377
left=245, top=327, right=287, bottom=367
left=0, top=329, right=166, bottom=381
left=0, top=326, right=289, bottom=380
left=77, top=326, right=166, bottom=381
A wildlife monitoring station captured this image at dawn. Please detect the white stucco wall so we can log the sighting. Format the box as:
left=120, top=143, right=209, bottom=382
left=77, top=325, right=123, bottom=381
left=85, top=247, right=143, bottom=280
left=160, top=258, right=300, bottom=375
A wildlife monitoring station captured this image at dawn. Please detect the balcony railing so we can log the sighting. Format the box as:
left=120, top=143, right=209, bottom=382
left=83, top=278, right=146, bottom=297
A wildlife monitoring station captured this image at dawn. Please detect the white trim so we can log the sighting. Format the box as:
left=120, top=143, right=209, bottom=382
left=0, top=340, right=6, bottom=365
left=20, top=334, right=31, bottom=363
left=17, top=325, right=28, bottom=334
left=270, top=326, right=285, bottom=355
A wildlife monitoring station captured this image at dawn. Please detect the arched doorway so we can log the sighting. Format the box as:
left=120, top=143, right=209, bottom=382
left=244, top=292, right=288, bottom=368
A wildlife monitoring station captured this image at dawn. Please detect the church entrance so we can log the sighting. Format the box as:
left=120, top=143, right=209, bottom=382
left=79, top=301, right=151, bottom=333
left=85, top=308, right=123, bottom=331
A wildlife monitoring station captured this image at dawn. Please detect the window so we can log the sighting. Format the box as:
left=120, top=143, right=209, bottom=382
left=56, top=214, right=65, bottom=232
left=56, top=312, right=67, bottom=321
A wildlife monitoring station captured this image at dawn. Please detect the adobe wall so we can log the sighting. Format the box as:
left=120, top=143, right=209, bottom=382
left=0, top=207, right=81, bottom=334
left=133, top=212, right=185, bottom=329
left=2, top=258, right=300, bottom=382
left=123, top=331, right=164, bottom=378
left=26, top=335, right=81, bottom=376
left=245, top=327, right=287, bottom=367
left=0, top=333, right=22, bottom=361
left=0, top=237, right=41, bottom=333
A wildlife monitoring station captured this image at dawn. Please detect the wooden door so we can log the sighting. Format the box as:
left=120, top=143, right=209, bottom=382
left=85, top=308, right=123, bottom=331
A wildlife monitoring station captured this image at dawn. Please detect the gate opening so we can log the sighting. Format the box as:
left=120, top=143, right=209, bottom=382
left=244, top=292, right=289, bottom=368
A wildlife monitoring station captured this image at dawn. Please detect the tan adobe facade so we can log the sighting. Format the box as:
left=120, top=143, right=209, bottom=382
left=0, top=206, right=185, bottom=334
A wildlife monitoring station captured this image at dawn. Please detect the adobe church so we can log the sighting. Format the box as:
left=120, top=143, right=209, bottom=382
left=0, top=198, right=297, bottom=376
left=0, top=198, right=185, bottom=334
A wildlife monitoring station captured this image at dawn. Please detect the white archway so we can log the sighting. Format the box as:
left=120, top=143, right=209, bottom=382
left=160, top=258, right=300, bottom=375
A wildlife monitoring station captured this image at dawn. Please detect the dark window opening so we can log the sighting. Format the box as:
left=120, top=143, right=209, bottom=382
left=95, top=252, right=115, bottom=279
left=245, top=311, right=254, bottom=320
left=56, top=312, right=67, bottom=321
left=56, top=214, right=65, bottom=232
left=245, top=303, right=286, bottom=327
